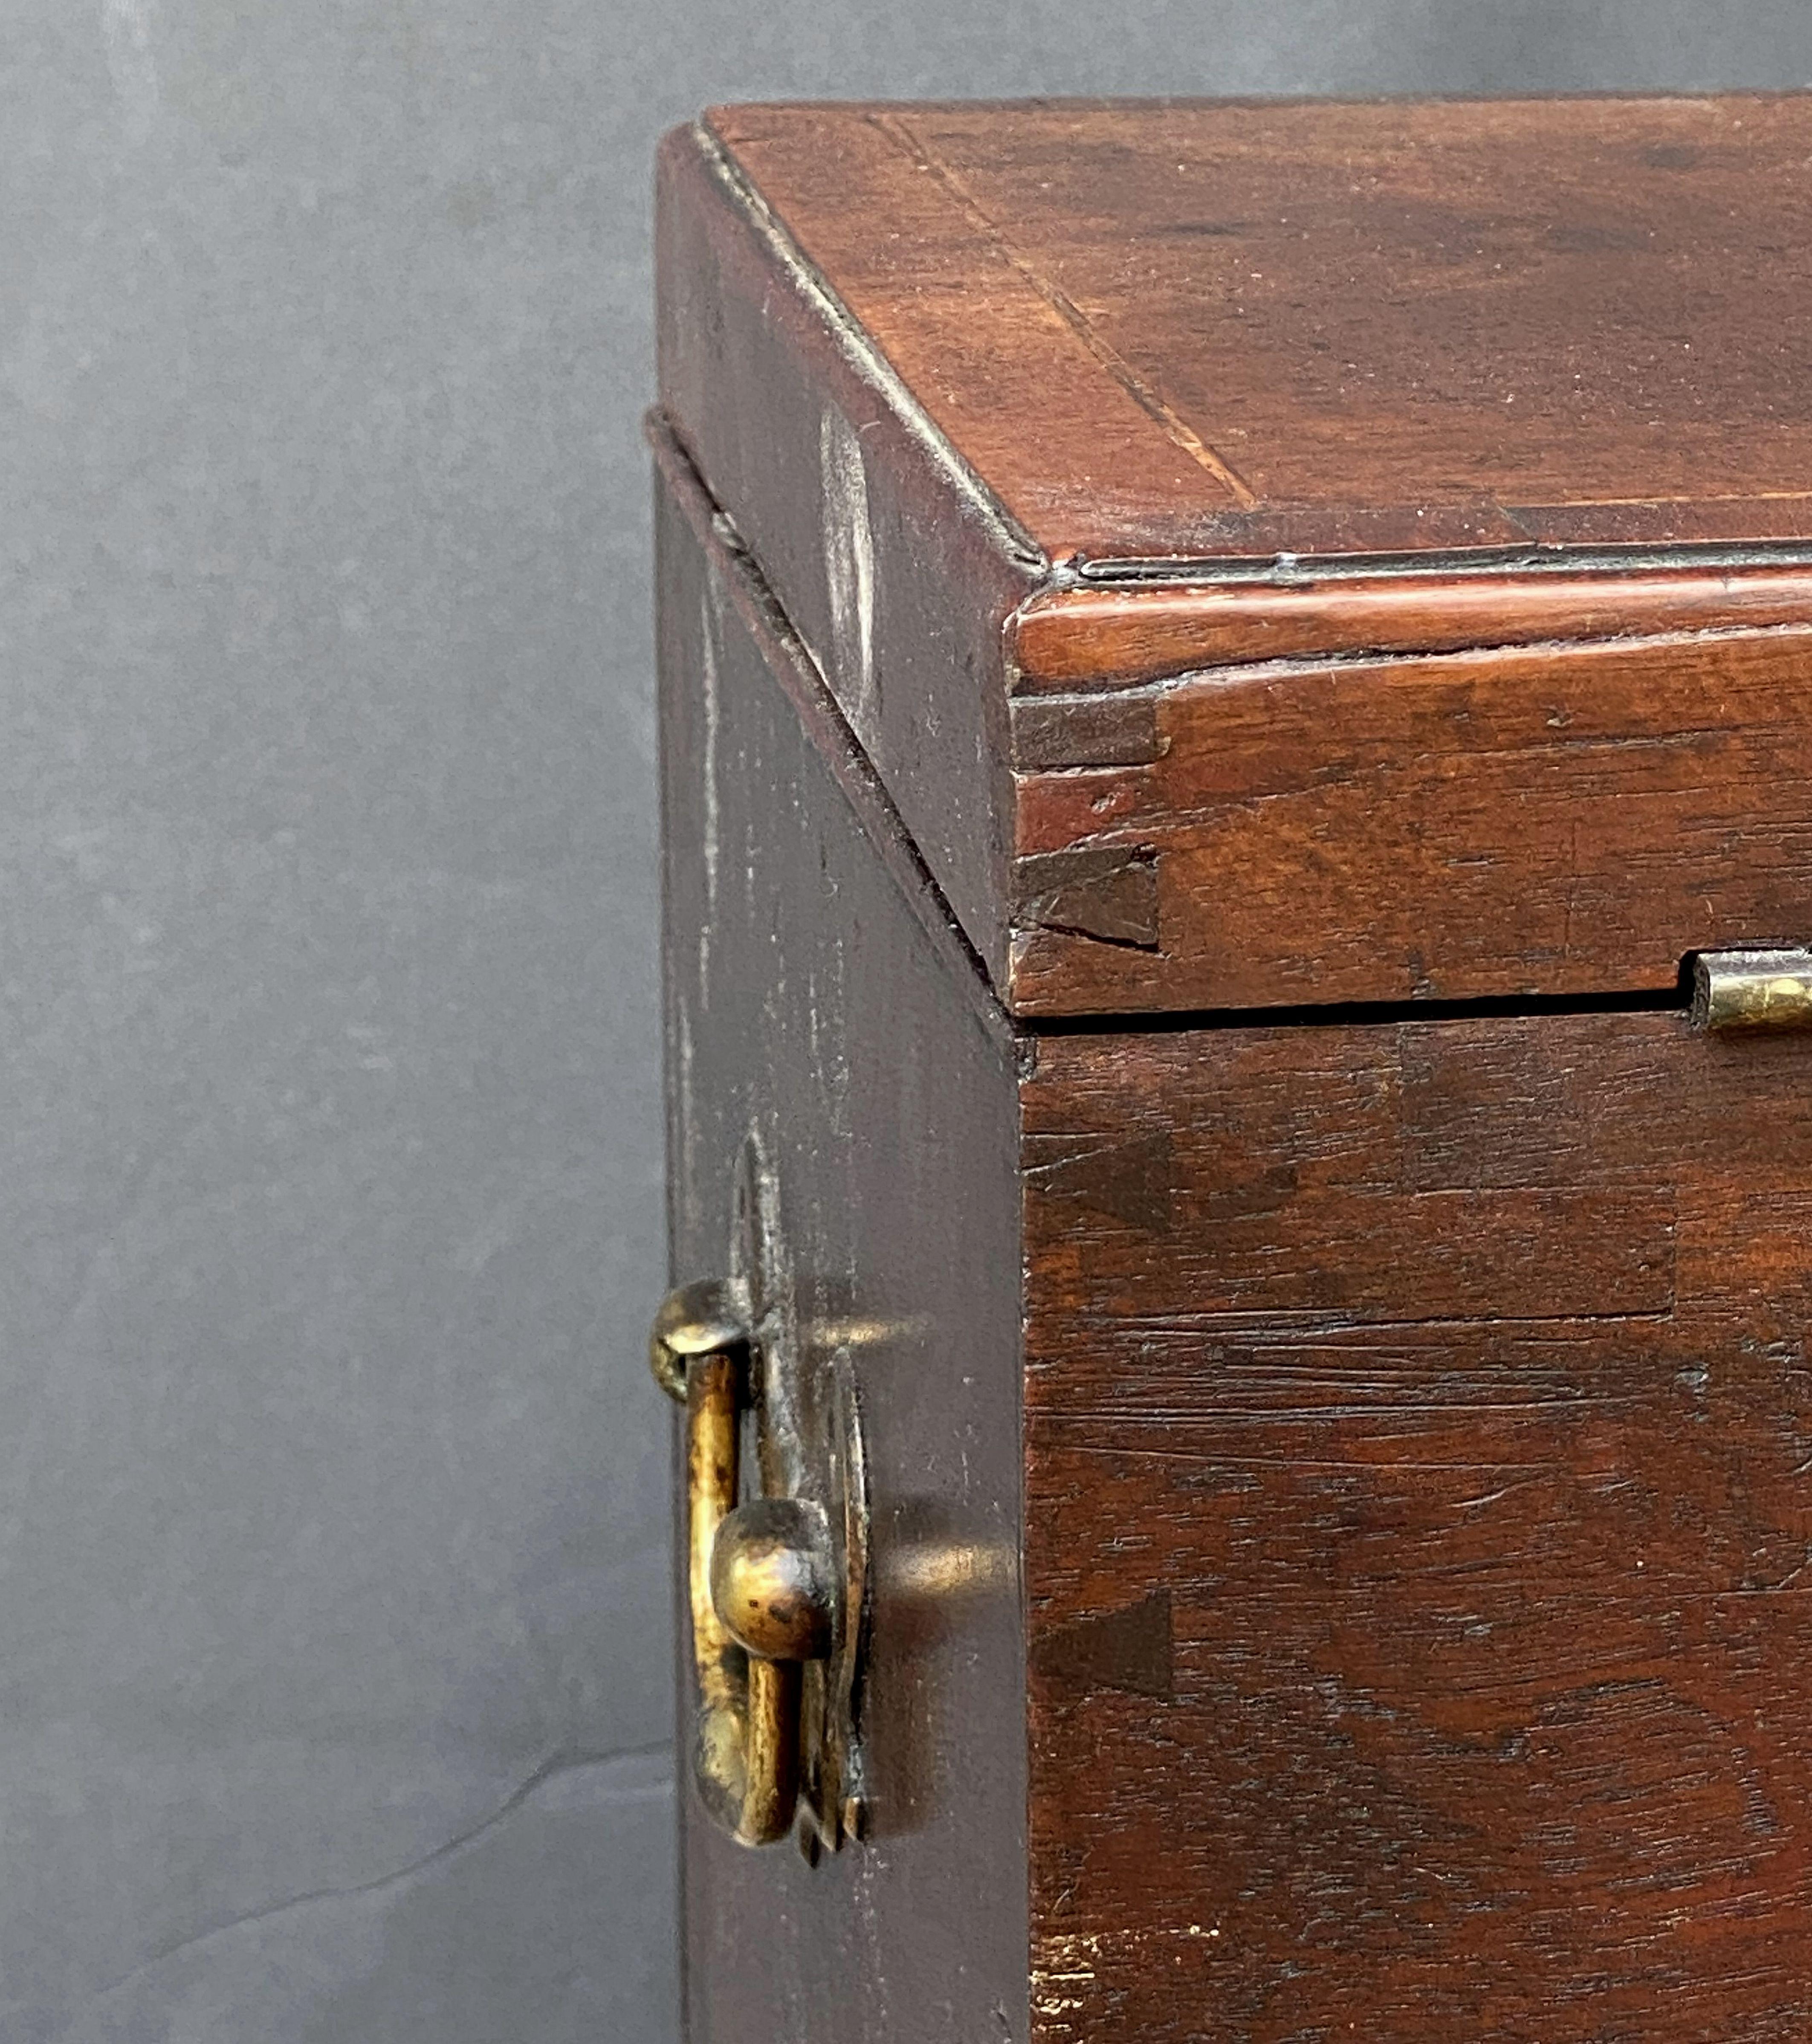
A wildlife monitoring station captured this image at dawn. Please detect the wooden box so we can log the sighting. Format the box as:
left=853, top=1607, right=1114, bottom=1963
left=651, top=96, right=1812, bottom=2043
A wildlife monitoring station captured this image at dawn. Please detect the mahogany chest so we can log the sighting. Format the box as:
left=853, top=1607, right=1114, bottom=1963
left=650, top=96, right=1812, bottom=2042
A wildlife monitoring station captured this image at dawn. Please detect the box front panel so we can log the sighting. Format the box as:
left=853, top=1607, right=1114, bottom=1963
left=1009, top=626, right=1812, bottom=1017
left=658, top=466, right=1028, bottom=2044
left=1023, top=1012, right=1812, bottom=2041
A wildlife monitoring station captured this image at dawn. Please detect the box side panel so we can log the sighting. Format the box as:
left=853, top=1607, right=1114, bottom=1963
left=1021, top=1013, right=1812, bottom=2041
left=657, top=463, right=1028, bottom=2043
left=656, top=122, right=1040, bottom=1000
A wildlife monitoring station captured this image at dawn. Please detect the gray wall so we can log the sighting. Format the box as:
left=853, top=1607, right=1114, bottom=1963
left=2, top=4, right=1809, bottom=2038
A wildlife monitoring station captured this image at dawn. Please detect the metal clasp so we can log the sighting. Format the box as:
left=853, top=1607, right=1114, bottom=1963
left=1691, top=948, right=1812, bottom=1033
left=651, top=1277, right=868, bottom=1857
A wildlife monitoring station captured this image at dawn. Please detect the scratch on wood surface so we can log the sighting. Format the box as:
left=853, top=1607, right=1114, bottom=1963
left=820, top=403, right=878, bottom=743
left=1025, top=1129, right=1173, bottom=1232
left=697, top=584, right=727, bottom=1010
left=1032, top=1926, right=1221, bottom=2033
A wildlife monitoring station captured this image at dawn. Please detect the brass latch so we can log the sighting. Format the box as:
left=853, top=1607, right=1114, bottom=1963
left=650, top=1277, right=868, bottom=1857
left=1692, top=948, right=1812, bottom=1032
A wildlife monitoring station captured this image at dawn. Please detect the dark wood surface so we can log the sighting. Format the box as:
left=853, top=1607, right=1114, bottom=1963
left=658, top=443, right=1028, bottom=2044
left=708, top=96, right=1812, bottom=567
left=656, top=124, right=1039, bottom=1002
left=1023, top=1010, right=1812, bottom=2041
left=660, top=94, right=1812, bottom=2044
left=1012, top=568, right=1812, bottom=690
left=1010, top=624, right=1812, bottom=1013
left=661, top=99, right=1812, bottom=1018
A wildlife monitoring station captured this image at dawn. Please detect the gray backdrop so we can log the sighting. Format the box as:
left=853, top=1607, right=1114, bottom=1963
left=3, top=4, right=1809, bottom=2038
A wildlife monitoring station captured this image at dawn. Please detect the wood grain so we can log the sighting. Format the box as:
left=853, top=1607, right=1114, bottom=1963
left=709, top=96, right=1812, bottom=566
left=1023, top=1011, right=1812, bottom=2041
left=664, top=101, right=1812, bottom=1017
left=656, top=120, right=1039, bottom=999
left=1011, top=569, right=1812, bottom=692
left=1010, top=625, right=1812, bottom=1014
left=659, top=451, right=1028, bottom=2044
left=663, top=96, right=1812, bottom=2044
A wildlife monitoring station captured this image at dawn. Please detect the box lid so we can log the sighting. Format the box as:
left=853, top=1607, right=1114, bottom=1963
left=657, top=96, right=1812, bottom=1018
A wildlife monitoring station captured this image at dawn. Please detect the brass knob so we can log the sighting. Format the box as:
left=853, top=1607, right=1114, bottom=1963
left=649, top=1277, right=745, bottom=1402
left=712, top=1497, right=836, bottom=1662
